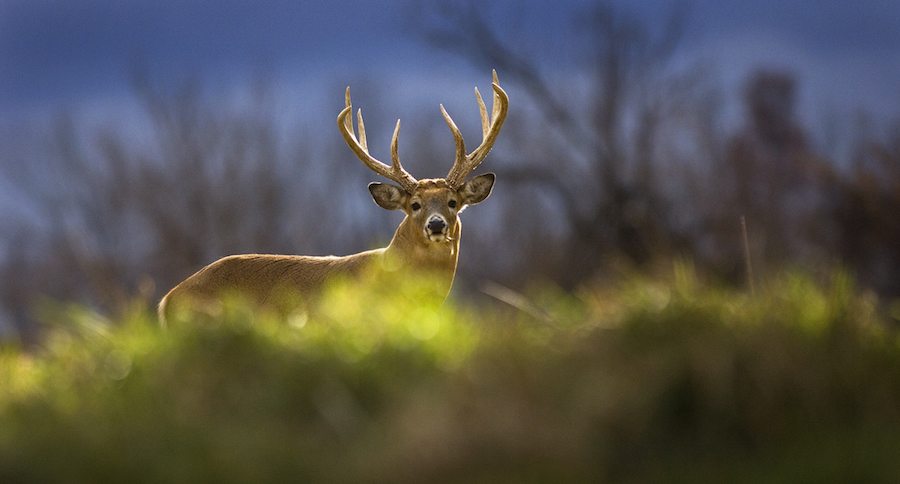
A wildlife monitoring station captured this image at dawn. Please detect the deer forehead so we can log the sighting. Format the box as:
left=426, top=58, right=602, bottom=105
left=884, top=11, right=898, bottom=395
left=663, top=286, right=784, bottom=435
left=411, top=179, right=455, bottom=198
left=414, top=178, right=451, bottom=191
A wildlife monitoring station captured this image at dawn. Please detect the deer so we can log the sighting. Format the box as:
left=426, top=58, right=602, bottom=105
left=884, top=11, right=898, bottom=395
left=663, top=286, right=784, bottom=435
left=158, top=71, right=508, bottom=325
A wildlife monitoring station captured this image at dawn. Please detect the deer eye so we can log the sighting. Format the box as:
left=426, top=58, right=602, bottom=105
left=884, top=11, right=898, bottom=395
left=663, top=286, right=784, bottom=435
left=448, top=200, right=458, bottom=208
left=411, top=202, right=421, bottom=211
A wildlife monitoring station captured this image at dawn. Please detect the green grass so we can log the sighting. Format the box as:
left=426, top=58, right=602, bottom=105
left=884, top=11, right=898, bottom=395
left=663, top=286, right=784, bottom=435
left=2, top=267, right=900, bottom=482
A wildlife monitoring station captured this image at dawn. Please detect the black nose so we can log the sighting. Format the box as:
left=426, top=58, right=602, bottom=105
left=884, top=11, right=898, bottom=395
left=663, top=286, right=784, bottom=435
left=427, top=218, right=446, bottom=233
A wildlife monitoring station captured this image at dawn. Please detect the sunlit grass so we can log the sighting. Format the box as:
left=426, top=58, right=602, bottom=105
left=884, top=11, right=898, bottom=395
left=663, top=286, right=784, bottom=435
left=2, top=269, right=899, bottom=482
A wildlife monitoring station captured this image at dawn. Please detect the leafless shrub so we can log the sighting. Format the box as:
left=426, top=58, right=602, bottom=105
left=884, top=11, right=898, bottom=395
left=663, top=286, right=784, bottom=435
left=1, top=74, right=319, bottom=340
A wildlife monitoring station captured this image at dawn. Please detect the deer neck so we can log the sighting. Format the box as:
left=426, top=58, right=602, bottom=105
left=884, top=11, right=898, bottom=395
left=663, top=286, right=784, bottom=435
left=383, top=217, right=460, bottom=293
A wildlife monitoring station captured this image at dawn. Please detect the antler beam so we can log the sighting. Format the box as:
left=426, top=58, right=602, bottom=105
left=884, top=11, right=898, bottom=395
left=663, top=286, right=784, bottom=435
left=338, top=87, right=418, bottom=192
left=444, top=69, right=509, bottom=188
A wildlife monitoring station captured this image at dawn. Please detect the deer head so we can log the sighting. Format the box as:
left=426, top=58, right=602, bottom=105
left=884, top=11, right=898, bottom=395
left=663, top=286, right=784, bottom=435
left=337, top=70, right=509, bottom=255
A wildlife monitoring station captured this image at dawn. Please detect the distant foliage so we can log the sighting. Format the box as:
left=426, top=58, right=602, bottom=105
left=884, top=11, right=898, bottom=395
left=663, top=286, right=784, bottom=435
left=422, top=2, right=900, bottom=299
left=3, top=0, right=900, bottom=346
left=2, top=270, right=900, bottom=482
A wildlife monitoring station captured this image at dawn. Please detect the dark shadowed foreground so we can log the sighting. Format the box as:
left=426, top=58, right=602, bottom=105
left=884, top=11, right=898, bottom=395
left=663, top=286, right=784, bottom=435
left=2, top=268, right=900, bottom=482
left=4, top=3, right=900, bottom=346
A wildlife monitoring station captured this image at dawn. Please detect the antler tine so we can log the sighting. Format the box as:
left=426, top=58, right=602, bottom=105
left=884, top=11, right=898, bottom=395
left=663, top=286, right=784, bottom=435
left=474, top=87, right=489, bottom=139
left=357, top=108, right=368, bottom=152
left=470, top=80, right=509, bottom=162
left=440, top=104, right=467, bottom=170
left=390, top=119, right=408, bottom=179
left=446, top=70, right=510, bottom=188
left=338, top=87, right=417, bottom=192
left=490, top=69, right=502, bottom=125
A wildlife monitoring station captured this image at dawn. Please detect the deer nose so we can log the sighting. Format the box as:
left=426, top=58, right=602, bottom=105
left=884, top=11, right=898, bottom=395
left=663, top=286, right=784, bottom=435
left=427, top=217, right=446, bottom=233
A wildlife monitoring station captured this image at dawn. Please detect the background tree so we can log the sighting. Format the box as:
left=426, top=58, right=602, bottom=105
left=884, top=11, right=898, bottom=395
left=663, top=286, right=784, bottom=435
left=832, top=121, right=900, bottom=297
left=2, top=2, right=900, bottom=343
left=0, top=75, right=312, bottom=342
left=705, top=71, right=833, bottom=280
left=420, top=1, right=718, bottom=287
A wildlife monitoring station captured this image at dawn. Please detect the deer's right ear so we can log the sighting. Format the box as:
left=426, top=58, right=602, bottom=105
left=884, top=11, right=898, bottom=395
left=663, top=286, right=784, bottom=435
left=368, top=182, right=407, bottom=210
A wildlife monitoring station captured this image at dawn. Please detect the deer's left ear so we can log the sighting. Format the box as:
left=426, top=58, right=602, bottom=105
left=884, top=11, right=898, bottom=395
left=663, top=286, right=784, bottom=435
left=459, top=173, right=495, bottom=206
left=368, top=182, right=407, bottom=210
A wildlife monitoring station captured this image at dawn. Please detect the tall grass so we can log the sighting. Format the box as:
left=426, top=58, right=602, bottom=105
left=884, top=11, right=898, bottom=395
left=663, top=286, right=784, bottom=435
left=1, top=268, right=899, bottom=482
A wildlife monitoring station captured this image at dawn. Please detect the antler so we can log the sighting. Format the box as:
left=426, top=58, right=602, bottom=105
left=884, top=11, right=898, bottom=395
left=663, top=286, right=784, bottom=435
left=443, top=70, right=509, bottom=188
left=338, top=87, right=418, bottom=192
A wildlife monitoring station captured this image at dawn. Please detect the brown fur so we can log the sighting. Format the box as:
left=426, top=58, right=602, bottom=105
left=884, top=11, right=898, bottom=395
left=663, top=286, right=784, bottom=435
left=158, top=178, right=470, bottom=326
left=160, top=72, right=506, bottom=325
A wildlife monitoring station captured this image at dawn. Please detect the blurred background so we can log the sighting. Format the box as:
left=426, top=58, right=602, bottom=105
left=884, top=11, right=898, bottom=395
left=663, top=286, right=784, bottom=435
left=2, top=0, right=899, bottom=343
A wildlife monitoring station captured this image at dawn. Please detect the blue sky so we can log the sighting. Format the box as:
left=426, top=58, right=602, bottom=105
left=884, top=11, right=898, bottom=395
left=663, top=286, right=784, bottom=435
left=0, top=0, right=898, bottom=317
left=0, top=0, right=900, bottom=113
left=1, top=0, right=898, bottom=124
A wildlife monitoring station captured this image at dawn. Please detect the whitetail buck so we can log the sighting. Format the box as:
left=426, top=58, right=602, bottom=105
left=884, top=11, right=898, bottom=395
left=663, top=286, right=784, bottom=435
left=158, top=71, right=508, bottom=325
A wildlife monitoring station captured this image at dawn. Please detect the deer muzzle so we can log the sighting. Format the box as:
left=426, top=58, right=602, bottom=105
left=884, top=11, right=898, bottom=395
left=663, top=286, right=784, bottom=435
left=426, top=216, right=449, bottom=241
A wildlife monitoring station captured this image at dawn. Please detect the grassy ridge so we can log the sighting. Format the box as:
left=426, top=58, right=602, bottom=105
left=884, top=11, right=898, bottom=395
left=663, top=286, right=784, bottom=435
left=2, top=268, right=900, bottom=482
